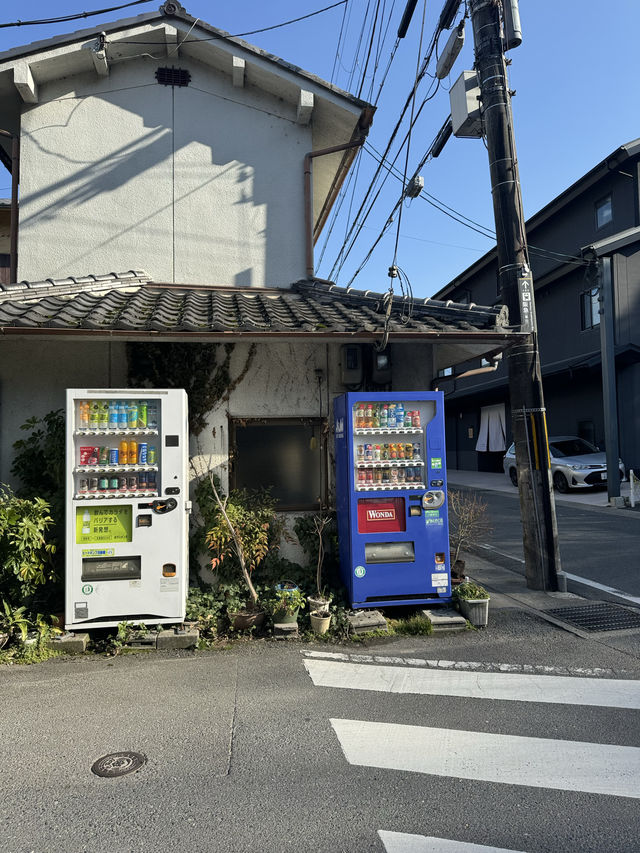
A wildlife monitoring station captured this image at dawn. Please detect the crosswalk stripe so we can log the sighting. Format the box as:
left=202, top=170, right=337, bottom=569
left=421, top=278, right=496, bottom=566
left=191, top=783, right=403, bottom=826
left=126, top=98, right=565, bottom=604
left=305, top=659, right=640, bottom=709
left=378, top=830, right=527, bottom=853
left=330, top=719, right=640, bottom=799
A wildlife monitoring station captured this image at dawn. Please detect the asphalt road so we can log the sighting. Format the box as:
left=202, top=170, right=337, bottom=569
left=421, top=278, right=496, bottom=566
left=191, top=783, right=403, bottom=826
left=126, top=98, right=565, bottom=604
left=462, top=487, right=640, bottom=601
left=2, top=625, right=640, bottom=853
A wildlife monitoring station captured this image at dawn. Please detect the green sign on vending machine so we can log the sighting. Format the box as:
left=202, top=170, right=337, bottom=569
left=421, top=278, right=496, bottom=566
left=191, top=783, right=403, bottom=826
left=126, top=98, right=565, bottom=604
left=76, top=506, right=133, bottom=544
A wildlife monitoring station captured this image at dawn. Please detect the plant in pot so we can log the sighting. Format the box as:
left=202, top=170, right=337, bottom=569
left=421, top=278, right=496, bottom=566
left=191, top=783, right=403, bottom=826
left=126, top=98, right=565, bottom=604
left=294, top=511, right=334, bottom=614
left=265, top=582, right=306, bottom=626
left=448, top=489, right=492, bottom=582
left=452, top=580, right=490, bottom=628
left=202, top=473, right=279, bottom=630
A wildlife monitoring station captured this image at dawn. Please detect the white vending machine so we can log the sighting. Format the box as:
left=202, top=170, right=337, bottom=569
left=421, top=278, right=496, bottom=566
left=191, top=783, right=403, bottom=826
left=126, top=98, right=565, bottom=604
left=65, top=388, right=189, bottom=630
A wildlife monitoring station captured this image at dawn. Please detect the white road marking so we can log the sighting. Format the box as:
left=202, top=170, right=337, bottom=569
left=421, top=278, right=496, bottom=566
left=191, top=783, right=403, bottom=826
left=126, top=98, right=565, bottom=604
left=304, top=659, right=640, bottom=709
left=563, top=572, right=640, bottom=607
left=301, top=650, right=623, bottom=677
left=378, top=830, right=527, bottom=853
left=331, top=719, right=640, bottom=799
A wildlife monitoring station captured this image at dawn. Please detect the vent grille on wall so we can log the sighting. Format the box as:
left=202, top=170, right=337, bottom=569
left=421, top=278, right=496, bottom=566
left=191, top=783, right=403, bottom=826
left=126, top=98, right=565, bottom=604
left=155, top=66, right=191, bottom=87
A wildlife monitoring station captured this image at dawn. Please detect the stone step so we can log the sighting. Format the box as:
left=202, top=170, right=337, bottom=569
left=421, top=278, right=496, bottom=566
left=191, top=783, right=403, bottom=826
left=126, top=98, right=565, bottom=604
left=347, top=609, right=388, bottom=634
left=421, top=606, right=467, bottom=633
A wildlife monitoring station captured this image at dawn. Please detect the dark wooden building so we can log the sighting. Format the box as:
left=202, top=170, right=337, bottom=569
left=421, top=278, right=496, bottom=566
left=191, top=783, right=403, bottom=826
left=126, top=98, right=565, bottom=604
left=433, top=139, right=640, bottom=475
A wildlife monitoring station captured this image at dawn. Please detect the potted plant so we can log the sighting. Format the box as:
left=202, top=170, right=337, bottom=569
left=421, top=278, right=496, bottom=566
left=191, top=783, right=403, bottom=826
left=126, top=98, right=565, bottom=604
left=294, top=511, right=333, bottom=613
left=453, top=580, right=490, bottom=627
left=309, top=609, right=331, bottom=635
left=266, top=582, right=306, bottom=625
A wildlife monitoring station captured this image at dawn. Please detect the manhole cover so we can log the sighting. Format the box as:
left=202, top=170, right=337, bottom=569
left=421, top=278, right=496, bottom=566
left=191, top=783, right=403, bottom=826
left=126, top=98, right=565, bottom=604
left=546, top=603, right=640, bottom=632
left=91, top=751, right=146, bottom=778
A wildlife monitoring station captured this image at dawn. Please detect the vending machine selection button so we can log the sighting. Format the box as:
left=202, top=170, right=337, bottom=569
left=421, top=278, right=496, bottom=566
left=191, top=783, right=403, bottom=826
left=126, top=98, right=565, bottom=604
left=430, top=479, right=444, bottom=487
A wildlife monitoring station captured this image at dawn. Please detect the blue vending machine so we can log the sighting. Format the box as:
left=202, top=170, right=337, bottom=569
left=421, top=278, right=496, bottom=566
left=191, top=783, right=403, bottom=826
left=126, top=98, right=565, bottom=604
left=334, top=392, right=451, bottom=609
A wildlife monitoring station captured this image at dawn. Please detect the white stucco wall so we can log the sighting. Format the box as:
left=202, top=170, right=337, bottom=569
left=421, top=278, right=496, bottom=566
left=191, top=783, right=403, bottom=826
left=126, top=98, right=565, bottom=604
left=18, top=56, right=310, bottom=287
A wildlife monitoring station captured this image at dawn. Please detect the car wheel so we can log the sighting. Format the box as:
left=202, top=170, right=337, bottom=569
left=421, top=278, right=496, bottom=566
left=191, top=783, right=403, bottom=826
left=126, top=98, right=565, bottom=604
left=553, top=471, right=569, bottom=493
left=509, top=467, right=518, bottom=487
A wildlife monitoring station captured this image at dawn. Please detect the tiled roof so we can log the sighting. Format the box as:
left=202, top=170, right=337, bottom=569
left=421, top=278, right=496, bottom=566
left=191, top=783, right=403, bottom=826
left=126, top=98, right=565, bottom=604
left=0, top=272, right=511, bottom=338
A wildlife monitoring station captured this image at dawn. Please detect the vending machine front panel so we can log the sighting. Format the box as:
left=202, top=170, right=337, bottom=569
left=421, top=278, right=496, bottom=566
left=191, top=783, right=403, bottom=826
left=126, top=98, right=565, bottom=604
left=334, top=391, right=452, bottom=608
left=65, top=388, right=189, bottom=629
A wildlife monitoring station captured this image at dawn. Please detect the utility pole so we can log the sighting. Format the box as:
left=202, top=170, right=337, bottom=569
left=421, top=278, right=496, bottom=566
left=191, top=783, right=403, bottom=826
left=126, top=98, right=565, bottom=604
left=467, top=0, right=562, bottom=590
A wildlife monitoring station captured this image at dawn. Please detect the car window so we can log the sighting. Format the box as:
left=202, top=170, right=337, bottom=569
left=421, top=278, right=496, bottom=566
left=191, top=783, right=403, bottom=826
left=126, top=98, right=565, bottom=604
left=549, top=438, right=598, bottom=457
left=506, top=443, right=515, bottom=455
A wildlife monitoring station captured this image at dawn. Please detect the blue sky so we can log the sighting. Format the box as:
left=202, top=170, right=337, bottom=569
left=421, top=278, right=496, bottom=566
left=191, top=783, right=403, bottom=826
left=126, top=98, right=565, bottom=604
left=0, top=0, right=637, bottom=297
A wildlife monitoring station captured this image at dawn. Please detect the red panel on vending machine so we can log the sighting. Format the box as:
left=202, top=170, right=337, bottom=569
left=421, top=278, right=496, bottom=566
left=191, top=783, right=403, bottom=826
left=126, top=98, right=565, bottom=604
left=357, top=497, right=406, bottom=533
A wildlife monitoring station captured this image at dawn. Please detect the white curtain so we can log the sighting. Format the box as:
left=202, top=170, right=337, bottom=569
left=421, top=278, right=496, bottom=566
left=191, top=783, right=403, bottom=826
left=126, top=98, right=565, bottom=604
left=476, top=403, right=506, bottom=452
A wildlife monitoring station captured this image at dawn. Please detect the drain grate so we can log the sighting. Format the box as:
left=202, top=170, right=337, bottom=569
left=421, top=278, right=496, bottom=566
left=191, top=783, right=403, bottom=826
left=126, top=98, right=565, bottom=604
left=546, top=603, right=640, bottom=632
left=91, top=751, right=146, bottom=778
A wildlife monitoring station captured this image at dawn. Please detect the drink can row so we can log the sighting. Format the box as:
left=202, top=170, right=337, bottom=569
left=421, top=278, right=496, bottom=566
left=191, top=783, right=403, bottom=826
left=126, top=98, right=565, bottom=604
left=357, top=467, right=420, bottom=486
left=80, top=443, right=157, bottom=466
left=78, top=472, right=157, bottom=493
left=357, top=442, right=421, bottom=461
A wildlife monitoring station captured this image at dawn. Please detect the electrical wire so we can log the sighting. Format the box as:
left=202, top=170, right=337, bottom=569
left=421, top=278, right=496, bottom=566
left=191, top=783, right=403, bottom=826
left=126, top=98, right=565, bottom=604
left=0, top=1, right=152, bottom=29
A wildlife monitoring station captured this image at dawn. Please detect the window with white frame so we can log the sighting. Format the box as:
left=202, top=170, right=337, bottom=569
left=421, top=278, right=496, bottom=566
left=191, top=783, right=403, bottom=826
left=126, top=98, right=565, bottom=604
left=580, top=286, right=600, bottom=330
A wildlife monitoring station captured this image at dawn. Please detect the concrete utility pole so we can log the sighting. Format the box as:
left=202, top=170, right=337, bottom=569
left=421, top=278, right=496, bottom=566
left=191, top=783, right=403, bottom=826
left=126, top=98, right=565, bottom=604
left=468, top=0, right=562, bottom=590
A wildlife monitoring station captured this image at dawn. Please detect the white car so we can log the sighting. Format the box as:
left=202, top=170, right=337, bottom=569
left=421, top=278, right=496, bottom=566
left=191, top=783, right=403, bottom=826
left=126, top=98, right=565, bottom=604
left=503, top=436, right=625, bottom=493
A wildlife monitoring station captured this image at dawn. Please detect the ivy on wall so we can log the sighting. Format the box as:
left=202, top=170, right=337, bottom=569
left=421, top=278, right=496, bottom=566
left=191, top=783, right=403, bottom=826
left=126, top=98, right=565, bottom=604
left=127, top=342, right=257, bottom=435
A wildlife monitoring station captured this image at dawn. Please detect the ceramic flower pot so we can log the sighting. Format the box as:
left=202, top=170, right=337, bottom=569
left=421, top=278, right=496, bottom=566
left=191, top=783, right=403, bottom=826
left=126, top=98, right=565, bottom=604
left=307, top=595, right=332, bottom=614
left=228, top=609, right=265, bottom=630
left=272, top=607, right=300, bottom=625
left=310, top=610, right=331, bottom=635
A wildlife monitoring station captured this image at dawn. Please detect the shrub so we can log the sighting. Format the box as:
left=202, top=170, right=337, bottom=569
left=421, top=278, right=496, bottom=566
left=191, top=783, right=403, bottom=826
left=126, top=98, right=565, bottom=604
left=0, top=485, right=57, bottom=602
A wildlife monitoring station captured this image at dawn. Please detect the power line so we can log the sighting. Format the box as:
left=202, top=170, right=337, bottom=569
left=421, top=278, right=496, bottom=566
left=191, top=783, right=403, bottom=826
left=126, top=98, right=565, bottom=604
left=0, top=0, right=153, bottom=29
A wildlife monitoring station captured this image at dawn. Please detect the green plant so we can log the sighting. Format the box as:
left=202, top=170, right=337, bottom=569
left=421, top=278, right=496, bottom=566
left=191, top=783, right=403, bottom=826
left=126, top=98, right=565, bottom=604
left=448, top=489, right=493, bottom=564
left=386, top=614, right=433, bottom=636
left=185, top=586, right=224, bottom=639
left=0, top=485, right=57, bottom=601
left=264, top=585, right=306, bottom=617
left=0, top=599, right=30, bottom=643
left=293, top=511, right=339, bottom=596
left=453, top=580, right=490, bottom=600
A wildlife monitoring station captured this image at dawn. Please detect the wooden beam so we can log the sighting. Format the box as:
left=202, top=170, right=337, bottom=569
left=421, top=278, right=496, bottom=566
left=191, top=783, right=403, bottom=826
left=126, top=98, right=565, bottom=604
left=164, top=25, right=179, bottom=57
left=232, top=56, right=245, bottom=88
left=297, top=90, right=314, bottom=125
left=14, top=63, right=38, bottom=103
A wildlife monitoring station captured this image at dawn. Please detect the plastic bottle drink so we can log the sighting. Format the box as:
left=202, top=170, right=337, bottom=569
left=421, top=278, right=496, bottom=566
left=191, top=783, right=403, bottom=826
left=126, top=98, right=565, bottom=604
left=98, top=402, right=109, bottom=429
left=380, top=405, right=388, bottom=428
left=129, top=440, right=137, bottom=465
left=365, top=404, right=373, bottom=427
left=404, top=410, right=413, bottom=428
left=388, top=404, right=396, bottom=428
left=412, top=410, right=421, bottom=428
left=108, top=401, right=118, bottom=429
left=78, top=401, right=89, bottom=428
left=127, top=401, right=138, bottom=429
left=396, top=404, right=404, bottom=428
left=117, top=401, right=127, bottom=428
left=137, top=400, right=148, bottom=429
left=119, top=440, right=129, bottom=465
left=147, top=403, right=158, bottom=430
left=89, top=402, right=100, bottom=429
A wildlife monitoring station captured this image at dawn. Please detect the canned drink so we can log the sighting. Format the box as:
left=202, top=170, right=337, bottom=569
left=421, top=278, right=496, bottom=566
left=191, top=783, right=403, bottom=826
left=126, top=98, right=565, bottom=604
left=390, top=468, right=399, bottom=484
left=365, top=470, right=374, bottom=484
left=117, top=476, right=127, bottom=491
left=382, top=467, right=390, bottom=483
left=138, top=443, right=148, bottom=465
left=357, top=445, right=365, bottom=460
left=129, top=440, right=137, bottom=464
left=127, top=475, right=138, bottom=491
left=148, top=445, right=157, bottom=465
left=109, top=447, right=119, bottom=465
left=364, top=443, right=373, bottom=461
left=406, top=467, right=414, bottom=483
left=109, top=476, right=119, bottom=490
left=404, top=411, right=412, bottom=428
left=89, top=477, right=99, bottom=493
left=99, top=446, right=109, bottom=466
left=138, top=471, right=148, bottom=490
left=98, top=475, right=109, bottom=490
left=357, top=470, right=366, bottom=484
left=147, top=472, right=157, bottom=489
left=412, top=411, right=421, bottom=428
left=397, top=468, right=406, bottom=483
left=78, top=478, right=88, bottom=493
left=137, top=400, right=148, bottom=429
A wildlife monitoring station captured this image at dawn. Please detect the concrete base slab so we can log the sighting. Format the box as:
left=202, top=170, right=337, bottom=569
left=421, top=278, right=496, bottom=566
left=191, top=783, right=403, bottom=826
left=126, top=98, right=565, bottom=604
left=48, top=632, right=89, bottom=653
left=156, top=628, right=199, bottom=650
left=347, top=610, right=388, bottom=634
left=421, top=607, right=467, bottom=633
left=124, top=631, right=157, bottom=649
left=273, top=622, right=299, bottom=639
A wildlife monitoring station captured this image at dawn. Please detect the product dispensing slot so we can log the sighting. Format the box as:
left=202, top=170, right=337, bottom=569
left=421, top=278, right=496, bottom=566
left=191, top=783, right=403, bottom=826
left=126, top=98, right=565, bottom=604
left=81, top=556, right=142, bottom=582
left=364, top=542, right=415, bottom=564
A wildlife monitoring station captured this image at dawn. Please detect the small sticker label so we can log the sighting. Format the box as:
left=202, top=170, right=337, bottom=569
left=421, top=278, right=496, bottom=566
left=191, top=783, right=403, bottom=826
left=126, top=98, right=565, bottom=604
left=354, top=565, right=366, bottom=578
left=436, top=586, right=448, bottom=594
left=160, top=578, right=179, bottom=592
left=82, top=584, right=94, bottom=595
left=424, top=510, right=444, bottom=526
left=82, top=548, right=114, bottom=558
left=431, top=457, right=442, bottom=469
left=129, top=580, right=142, bottom=589
left=431, top=573, right=448, bottom=585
